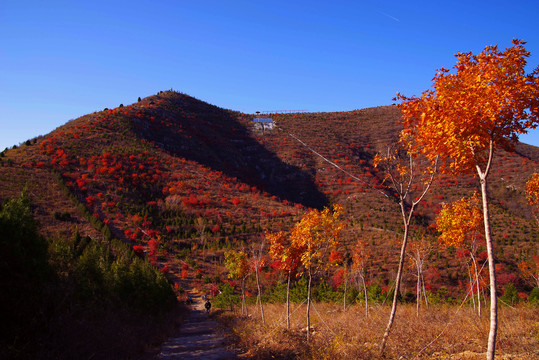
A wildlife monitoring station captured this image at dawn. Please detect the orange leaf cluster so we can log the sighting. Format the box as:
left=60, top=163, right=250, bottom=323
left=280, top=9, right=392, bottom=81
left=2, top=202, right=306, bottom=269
left=224, top=249, right=250, bottom=280
left=396, top=39, right=539, bottom=174
left=351, top=239, right=371, bottom=273
left=525, top=173, right=539, bottom=206
left=436, top=193, right=483, bottom=248
left=290, top=204, right=346, bottom=274
left=266, top=230, right=301, bottom=273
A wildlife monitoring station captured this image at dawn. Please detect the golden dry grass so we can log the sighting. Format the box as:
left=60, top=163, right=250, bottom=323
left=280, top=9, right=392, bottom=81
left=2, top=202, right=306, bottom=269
left=216, top=302, right=538, bottom=359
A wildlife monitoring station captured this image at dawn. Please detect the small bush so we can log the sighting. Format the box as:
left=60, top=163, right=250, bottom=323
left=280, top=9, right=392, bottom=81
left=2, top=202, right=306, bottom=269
left=213, top=282, right=239, bottom=310
left=53, top=211, right=72, bottom=221
left=528, top=286, right=539, bottom=305
left=501, top=283, right=519, bottom=306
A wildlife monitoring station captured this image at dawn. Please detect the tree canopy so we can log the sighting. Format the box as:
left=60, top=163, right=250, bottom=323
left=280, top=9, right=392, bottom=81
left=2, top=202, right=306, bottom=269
left=396, top=39, right=539, bottom=174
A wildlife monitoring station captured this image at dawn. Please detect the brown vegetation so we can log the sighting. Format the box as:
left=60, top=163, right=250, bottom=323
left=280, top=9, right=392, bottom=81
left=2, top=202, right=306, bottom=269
left=218, top=302, right=538, bottom=359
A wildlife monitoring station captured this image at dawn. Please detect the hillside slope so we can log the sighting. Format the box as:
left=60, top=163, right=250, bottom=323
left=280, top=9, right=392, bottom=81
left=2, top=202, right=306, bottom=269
left=1, top=90, right=537, bottom=298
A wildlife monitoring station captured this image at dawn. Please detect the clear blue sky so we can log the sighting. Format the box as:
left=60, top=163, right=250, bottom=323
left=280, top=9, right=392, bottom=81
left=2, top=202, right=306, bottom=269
left=1, top=0, right=539, bottom=150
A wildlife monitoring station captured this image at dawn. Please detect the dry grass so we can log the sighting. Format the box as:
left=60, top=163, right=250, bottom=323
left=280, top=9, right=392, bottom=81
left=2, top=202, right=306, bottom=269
left=216, top=302, right=538, bottom=359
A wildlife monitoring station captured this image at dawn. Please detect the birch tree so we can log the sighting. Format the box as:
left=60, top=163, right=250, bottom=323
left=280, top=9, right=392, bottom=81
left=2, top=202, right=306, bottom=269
left=290, top=204, right=346, bottom=341
left=436, top=193, right=484, bottom=316
left=374, top=146, right=437, bottom=354
left=224, top=249, right=250, bottom=316
left=395, top=40, right=539, bottom=360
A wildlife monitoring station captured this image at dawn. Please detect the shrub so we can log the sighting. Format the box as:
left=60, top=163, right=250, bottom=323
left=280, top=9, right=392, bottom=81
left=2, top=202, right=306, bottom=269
left=213, top=282, right=239, bottom=310
left=0, top=193, right=52, bottom=354
left=500, top=283, right=519, bottom=306
left=53, top=211, right=72, bottom=221
left=315, top=281, right=341, bottom=302
left=527, top=287, right=539, bottom=305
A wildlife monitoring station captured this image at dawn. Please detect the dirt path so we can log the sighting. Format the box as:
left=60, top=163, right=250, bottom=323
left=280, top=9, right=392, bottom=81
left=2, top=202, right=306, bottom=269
left=157, top=290, right=237, bottom=360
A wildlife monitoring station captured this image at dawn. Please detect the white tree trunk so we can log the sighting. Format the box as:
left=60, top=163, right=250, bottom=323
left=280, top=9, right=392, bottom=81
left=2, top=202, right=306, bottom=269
left=476, top=141, right=497, bottom=360
left=241, top=278, right=248, bottom=317
left=363, top=275, right=369, bottom=318
left=343, top=270, right=348, bottom=312
left=479, top=174, right=497, bottom=360
left=416, top=262, right=421, bottom=317
left=468, top=264, right=476, bottom=312
left=471, top=253, right=481, bottom=317
left=306, top=270, right=312, bottom=341
left=255, top=265, right=265, bottom=324
left=380, top=209, right=410, bottom=353
left=286, top=271, right=291, bottom=330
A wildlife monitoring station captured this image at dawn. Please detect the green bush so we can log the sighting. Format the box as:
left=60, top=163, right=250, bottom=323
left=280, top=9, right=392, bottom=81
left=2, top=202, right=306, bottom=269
left=314, top=281, right=341, bottom=302
left=528, top=287, right=539, bottom=305
left=213, top=282, right=240, bottom=310
left=367, top=284, right=384, bottom=303
left=500, top=283, right=519, bottom=306
left=0, top=193, right=52, bottom=354
left=262, top=281, right=288, bottom=303
left=289, top=277, right=308, bottom=303
left=53, top=210, right=72, bottom=221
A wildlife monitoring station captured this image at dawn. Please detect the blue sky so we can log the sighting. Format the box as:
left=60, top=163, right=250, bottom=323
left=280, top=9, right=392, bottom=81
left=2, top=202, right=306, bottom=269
left=1, top=0, right=539, bottom=150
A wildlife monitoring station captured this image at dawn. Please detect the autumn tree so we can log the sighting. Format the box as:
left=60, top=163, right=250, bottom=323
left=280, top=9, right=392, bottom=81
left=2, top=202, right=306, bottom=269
left=518, top=256, right=539, bottom=289
left=267, top=230, right=301, bottom=329
left=526, top=173, right=539, bottom=224
left=436, top=193, right=484, bottom=316
left=224, top=249, right=250, bottom=316
left=351, top=239, right=371, bottom=317
left=331, top=250, right=349, bottom=311
left=195, top=217, right=208, bottom=253
left=406, top=237, right=432, bottom=316
left=374, top=145, right=437, bottom=353
left=250, top=240, right=267, bottom=324
left=522, top=173, right=539, bottom=290
left=395, top=40, right=539, bottom=360
left=290, top=204, right=346, bottom=340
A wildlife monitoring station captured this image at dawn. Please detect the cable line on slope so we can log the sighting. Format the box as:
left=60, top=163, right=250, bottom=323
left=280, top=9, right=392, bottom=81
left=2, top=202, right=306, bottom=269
left=275, top=126, right=390, bottom=199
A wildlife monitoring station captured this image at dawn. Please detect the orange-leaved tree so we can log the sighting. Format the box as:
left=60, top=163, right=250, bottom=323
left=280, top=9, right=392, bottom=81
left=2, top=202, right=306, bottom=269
left=374, top=144, right=437, bottom=353
left=351, top=239, right=371, bottom=318
left=395, top=40, right=539, bottom=360
left=290, top=204, right=346, bottom=341
left=224, top=249, right=250, bottom=316
left=406, top=236, right=433, bottom=317
left=266, top=230, right=302, bottom=330
left=526, top=173, right=539, bottom=224
left=436, top=193, right=484, bottom=316
left=250, top=240, right=267, bottom=325
left=522, top=174, right=539, bottom=289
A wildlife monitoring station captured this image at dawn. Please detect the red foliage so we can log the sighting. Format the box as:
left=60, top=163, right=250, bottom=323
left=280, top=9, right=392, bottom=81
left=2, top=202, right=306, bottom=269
left=148, top=239, right=158, bottom=263
left=132, top=245, right=144, bottom=256
left=86, top=196, right=97, bottom=207
left=329, top=250, right=343, bottom=264
left=330, top=268, right=345, bottom=290
left=231, top=197, right=241, bottom=206
left=181, top=269, right=188, bottom=279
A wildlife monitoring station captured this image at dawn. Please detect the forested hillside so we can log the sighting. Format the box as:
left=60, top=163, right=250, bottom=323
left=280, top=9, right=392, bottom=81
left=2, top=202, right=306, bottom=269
left=1, top=90, right=537, bottom=300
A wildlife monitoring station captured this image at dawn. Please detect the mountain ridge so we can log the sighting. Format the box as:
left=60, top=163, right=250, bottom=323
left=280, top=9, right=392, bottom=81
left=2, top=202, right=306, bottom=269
left=1, top=90, right=537, bottom=298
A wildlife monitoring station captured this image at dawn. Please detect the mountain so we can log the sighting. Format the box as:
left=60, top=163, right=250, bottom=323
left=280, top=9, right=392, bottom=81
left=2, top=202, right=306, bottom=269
left=1, top=90, right=537, bottom=297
